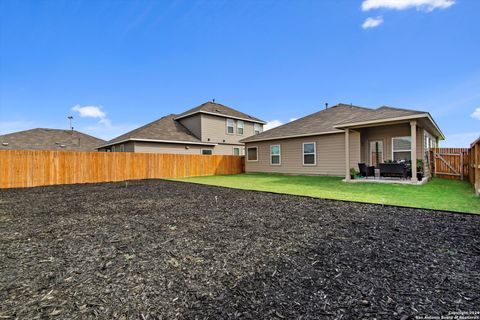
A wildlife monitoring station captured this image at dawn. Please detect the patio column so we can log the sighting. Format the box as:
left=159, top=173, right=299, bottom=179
left=410, top=120, right=418, bottom=182
left=345, top=128, right=351, bottom=181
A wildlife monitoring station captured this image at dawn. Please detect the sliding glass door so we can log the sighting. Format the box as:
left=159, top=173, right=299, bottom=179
left=370, top=140, right=384, bottom=166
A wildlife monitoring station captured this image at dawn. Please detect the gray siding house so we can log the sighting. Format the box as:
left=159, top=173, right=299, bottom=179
left=97, top=102, right=265, bottom=155
left=240, top=103, right=444, bottom=182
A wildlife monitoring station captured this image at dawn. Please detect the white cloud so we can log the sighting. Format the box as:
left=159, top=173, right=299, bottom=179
left=264, top=120, right=283, bottom=131
left=442, top=131, right=480, bottom=148
left=289, top=118, right=298, bottom=122
left=471, top=107, right=480, bottom=120
left=72, top=105, right=105, bottom=118
left=362, top=0, right=455, bottom=12
left=72, top=105, right=111, bottom=126
left=362, top=16, right=384, bottom=29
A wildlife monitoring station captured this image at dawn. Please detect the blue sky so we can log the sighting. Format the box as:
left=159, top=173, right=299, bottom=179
left=0, top=0, right=479, bottom=146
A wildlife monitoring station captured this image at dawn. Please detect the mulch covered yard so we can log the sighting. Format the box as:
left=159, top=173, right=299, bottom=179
left=0, top=180, right=479, bottom=319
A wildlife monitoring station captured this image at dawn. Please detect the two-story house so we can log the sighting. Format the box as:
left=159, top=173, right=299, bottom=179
left=96, top=101, right=265, bottom=155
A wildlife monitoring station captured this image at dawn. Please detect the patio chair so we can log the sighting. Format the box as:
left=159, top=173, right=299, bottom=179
left=358, top=163, right=374, bottom=178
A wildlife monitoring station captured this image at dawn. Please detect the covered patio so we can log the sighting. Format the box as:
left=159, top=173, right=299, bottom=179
left=339, top=111, right=445, bottom=184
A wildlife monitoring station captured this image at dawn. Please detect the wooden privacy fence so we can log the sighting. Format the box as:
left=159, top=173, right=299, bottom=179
left=430, top=148, right=470, bottom=180
left=0, top=150, right=244, bottom=189
left=470, top=138, right=480, bottom=196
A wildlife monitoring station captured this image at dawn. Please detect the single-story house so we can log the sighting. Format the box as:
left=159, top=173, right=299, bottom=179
left=97, top=101, right=265, bottom=155
left=0, top=128, right=105, bottom=151
left=240, top=103, right=444, bottom=182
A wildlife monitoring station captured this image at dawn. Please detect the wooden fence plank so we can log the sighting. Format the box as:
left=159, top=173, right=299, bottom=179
left=470, top=139, right=480, bottom=196
left=0, top=150, right=244, bottom=189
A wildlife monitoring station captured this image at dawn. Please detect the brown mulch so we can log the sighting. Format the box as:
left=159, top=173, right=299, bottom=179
left=0, top=179, right=479, bottom=320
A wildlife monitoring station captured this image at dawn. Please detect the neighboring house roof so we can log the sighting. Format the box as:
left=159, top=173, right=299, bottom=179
left=0, top=128, right=105, bottom=151
left=241, top=103, right=444, bottom=143
left=175, top=101, right=266, bottom=124
left=471, top=136, right=480, bottom=147
left=97, top=114, right=217, bottom=148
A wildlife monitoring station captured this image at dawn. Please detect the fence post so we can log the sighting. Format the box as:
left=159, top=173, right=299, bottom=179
left=460, top=152, right=464, bottom=181
left=476, top=143, right=479, bottom=196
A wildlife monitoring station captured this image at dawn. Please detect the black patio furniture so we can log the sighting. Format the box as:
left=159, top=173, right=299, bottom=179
left=358, top=163, right=375, bottom=178
left=378, top=163, right=408, bottom=179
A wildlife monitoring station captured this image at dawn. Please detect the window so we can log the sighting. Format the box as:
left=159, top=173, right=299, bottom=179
left=254, top=123, right=263, bottom=135
left=233, top=147, right=241, bottom=156
left=424, top=133, right=436, bottom=150
left=237, top=120, right=244, bottom=135
left=270, top=145, right=281, bottom=165
left=119, top=144, right=125, bottom=152
left=226, top=118, right=234, bottom=134
left=112, top=145, right=116, bottom=152
left=247, top=147, right=258, bottom=161
left=201, top=149, right=213, bottom=155
left=303, top=142, right=316, bottom=165
left=392, top=136, right=412, bottom=162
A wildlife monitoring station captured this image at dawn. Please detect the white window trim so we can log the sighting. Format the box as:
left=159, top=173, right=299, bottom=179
left=369, top=140, right=384, bottom=166
left=201, top=149, right=213, bottom=155
left=226, top=118, right=235, bottom=135
left=270, top=144, right=281, bottom=166
left=246, top=146, right=258, bottom=162
left=302, top=142, right=316, bottom=166
left=236, top=120, right=244, bottom=136
left=232, top=146, right=241, bottom=156
left=424, top=131, right=436, bottom=151
left=391, top=136, right=412, bottom=160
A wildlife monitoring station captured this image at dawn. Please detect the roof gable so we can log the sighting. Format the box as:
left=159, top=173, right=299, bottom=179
left=175, top=101, right=265, bottom=124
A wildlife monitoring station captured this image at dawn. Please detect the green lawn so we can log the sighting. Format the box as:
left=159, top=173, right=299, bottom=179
left=172, top=173, right=480, bottom=214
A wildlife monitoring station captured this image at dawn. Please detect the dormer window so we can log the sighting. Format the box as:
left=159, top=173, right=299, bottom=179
left=226, top=118, right=234, bottom=134
left=254, top=123, right=263, bottom=135
left=237, top=120, right=244, bottom=135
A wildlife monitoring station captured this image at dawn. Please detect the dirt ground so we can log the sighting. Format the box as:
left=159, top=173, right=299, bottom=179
left=0, top=180, right=479, bottom=320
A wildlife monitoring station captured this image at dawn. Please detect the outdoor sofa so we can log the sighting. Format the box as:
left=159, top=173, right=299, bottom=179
left=378, top=163, right=408, bottom=179
left=358, top=162, right=409, bottom=179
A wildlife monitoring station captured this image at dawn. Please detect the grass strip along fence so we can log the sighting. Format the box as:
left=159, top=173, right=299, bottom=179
left=0, top=150, right=244, bottom=189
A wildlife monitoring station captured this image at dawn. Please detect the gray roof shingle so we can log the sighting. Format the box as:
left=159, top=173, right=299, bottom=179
left=241, top=103, right=430, bottom=143
left=0, top=128, right=105, bottom=151
left=100, top=102, right=265, bottom=147
left=175, top=101, right=265, bottom=123
left=334, top=106, right=425, bottom=125
left=100, top=114, right=208, bottom=146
